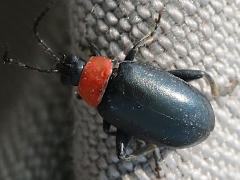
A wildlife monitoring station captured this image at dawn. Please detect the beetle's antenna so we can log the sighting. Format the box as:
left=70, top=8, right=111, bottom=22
left=33, top=2, right=62, bottom=62
left=2, top=47, right=59, bottom=73
left=132, top=10, right=162, bottom=50
left=118, top=10, right=164, bottom=63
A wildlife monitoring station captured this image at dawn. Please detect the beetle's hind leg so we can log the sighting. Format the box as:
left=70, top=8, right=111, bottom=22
left=168, top=69, right=219, bottom=96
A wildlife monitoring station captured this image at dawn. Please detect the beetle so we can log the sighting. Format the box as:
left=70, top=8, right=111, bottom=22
left=2, top=6, right=217, bottom=160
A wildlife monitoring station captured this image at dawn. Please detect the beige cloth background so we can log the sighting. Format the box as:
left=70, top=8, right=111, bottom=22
left=0, top=0, right=239, bottom=179
left=70, top=0, right=240, bottom=179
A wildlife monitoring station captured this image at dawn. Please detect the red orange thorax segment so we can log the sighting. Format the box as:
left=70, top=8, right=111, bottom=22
left=78, top=56, right=113, bottom=107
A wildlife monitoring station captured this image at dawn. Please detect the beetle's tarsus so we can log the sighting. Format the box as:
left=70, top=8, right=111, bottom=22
left=220, top=79, right=239, bottom=96
left=202, top=72, right=219, bottom=97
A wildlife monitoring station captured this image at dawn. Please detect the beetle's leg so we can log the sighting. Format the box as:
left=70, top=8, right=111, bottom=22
left=89, top=42, right=101, bottom=56
left=116, top=130, right=132, bottom=160
left=120, top=142, right=158, bottom=161
left=136, top=139, right=146, bottom=146
left=168, top=69, right=219, bottom=96
left=124, top=11, right=162, bottom=61
left=168, top=69, right=205, bottom=81
left=153, top=148, right=161, bottom=178
left=103, top=121, right=116, bottom=136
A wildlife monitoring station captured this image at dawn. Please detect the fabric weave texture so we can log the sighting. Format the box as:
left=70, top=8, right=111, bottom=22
left=1, top=0, right=239, bottom=180
left=70, top=0, right=240, bottom=179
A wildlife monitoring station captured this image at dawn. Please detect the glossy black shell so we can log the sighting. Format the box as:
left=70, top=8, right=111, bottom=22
left=98, top=62, right=215, bottom=148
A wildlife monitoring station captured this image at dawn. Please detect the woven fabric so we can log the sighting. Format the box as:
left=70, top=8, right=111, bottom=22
left=70, top=0, right=240, bottom=179
left=0, top=1, right=73, bottom=179
left=0, top=75, right=73, bottom=180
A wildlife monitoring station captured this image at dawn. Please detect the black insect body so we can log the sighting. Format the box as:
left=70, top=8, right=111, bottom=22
left=99, top=63, right=215, bottom=144
left=2, top=6, right=217, bottom=161
left=98, top=54, right=216, bottom=160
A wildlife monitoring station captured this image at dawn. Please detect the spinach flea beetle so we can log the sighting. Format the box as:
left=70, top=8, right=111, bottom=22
left=2, top=6, right=218, bottom=160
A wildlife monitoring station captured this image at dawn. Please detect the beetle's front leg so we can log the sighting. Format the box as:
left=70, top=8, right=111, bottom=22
left=168, top=69, right=219, bottom=96
left=116, top=130, right=132, bottom=160
left=124, top=144, right=158, bottom=161
left=117, top=138, right=158, bottom=161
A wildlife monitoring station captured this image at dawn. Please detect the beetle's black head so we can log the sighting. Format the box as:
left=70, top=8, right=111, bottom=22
left=1, top=5, right=87, bottom=87
left=1, top=46, right=86, bottom=86
left=56, top=54, right=86, bottom=86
